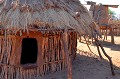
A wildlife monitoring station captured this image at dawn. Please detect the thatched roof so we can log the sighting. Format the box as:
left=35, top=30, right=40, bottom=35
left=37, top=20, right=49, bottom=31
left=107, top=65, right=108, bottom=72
left=0, top=0, right=96, bottom=35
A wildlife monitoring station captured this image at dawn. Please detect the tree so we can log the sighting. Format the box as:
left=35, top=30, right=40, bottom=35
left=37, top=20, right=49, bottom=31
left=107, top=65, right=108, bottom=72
left=108, top=8, right=117, bottom=20
left=108, top=8, right=116, bottom=15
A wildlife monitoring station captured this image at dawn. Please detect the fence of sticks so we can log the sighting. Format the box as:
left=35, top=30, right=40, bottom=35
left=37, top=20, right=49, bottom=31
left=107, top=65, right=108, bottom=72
left=109, top=20, right=120, bottom=35
left=100, top=20, right=120, bottom=36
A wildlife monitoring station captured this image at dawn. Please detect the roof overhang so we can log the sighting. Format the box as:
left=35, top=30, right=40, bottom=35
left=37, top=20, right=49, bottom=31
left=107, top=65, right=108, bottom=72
left=84, top=4, right=119, bottom=8
left=102, top=5, right=119, bottom=8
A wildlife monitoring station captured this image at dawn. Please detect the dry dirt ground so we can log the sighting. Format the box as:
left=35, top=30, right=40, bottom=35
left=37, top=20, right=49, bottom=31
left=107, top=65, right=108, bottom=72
left=36, top=36, right=120, bottom=79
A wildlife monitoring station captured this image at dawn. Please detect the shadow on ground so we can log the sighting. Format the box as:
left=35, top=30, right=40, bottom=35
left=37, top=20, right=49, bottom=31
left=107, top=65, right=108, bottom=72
left=91, top=40, right=120, bottom=51
left=35, top=50, right=120, bottom=79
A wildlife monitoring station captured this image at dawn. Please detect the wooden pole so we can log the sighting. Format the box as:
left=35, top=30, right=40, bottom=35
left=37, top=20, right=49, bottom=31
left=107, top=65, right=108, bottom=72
left=90, top=22, right=115, bottom=75
left=110, top=26, right=114, bottom=44
left=4, top=30, right=8, bottom=79
left=95, top=41, right=103, bottom=59
left=94, top=38, right=115, bottom=75
left=62, top=29, right=72, bottom=79
left=105, top=26, right=108, bottom=40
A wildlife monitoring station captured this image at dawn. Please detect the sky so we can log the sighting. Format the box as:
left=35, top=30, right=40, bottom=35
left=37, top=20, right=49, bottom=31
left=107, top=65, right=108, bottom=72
left=80, top=0, right=120, bottom=14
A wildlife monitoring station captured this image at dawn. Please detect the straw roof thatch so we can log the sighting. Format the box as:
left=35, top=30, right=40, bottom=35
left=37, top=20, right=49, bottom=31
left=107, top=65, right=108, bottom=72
left=0, top=0, right=96, bottom=35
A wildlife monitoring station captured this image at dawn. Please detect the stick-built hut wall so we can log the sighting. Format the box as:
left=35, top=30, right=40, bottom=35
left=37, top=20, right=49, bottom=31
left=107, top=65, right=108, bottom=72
left=0, top=30, right=77, bottom=79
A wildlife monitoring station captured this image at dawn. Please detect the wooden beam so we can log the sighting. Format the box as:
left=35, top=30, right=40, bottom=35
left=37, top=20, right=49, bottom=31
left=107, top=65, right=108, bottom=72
left=62, top=29, right=72, bottom=79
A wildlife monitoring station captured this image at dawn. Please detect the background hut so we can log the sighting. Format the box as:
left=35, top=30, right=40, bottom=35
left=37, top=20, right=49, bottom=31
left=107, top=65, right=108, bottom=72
left=0, top=0, right=98, bottom=79
left=89, top=4, right=119, bottom=43
left=89, top=4, right=119, bottom=25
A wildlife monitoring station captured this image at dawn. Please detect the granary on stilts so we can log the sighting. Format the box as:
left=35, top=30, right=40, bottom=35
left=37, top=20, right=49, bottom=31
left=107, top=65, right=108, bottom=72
left=0, top=0, right=107, bottom=79
left=89, top=3, right=119, bottom=43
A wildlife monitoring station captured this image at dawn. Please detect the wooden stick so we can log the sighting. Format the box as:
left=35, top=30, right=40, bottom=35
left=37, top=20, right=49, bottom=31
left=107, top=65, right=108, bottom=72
left=60, top=38, right=66, bottom=69
left=94, top=38, right=115, bottom=75
left=0, top=38, right=2, bottom=54
left=83, top=36, right=94, bottom=54
left=0, top=38, right=5, bottom=63
left=94, top=41, right=103, bottom=59
left=90, top=22, right=115, bottom=75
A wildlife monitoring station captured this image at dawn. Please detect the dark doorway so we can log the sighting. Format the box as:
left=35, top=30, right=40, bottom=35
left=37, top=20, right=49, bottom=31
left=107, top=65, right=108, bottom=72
left=21, top=38, right=38, bottom=65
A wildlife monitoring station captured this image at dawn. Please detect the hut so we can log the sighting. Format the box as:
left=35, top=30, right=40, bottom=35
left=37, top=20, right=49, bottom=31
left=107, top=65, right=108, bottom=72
left=89, top=4, right=119, bottom=25
left=0, top=0, right=100, bottom=79
left=89, top=4, right=119, bottom=43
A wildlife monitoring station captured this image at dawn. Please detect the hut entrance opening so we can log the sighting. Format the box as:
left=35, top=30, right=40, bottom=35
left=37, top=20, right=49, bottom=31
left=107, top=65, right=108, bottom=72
left=21, top=38, right=38, bottom=65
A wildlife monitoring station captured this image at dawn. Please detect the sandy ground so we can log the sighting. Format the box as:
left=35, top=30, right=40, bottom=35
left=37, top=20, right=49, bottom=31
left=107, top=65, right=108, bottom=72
left=35, top=36, right=120, bottom=79
left=77, top=36, right=120, bottom=67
